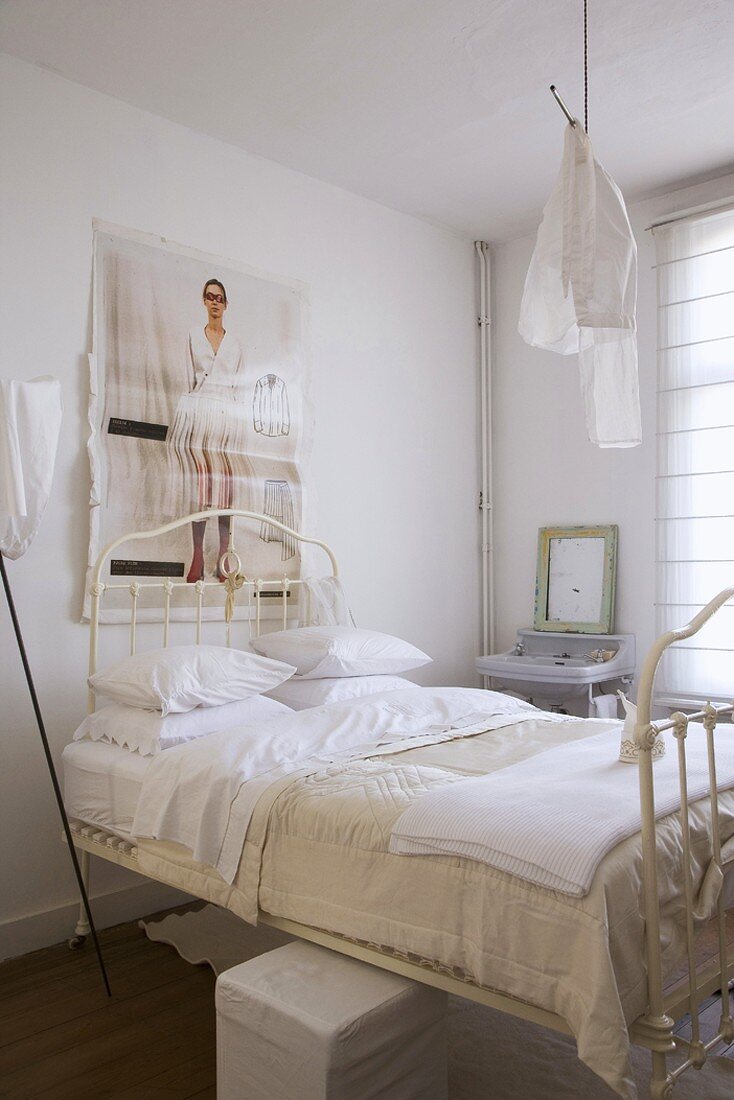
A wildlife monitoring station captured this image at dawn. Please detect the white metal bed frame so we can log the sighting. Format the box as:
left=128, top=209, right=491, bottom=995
left=68, top=509, right=733, bottom=1100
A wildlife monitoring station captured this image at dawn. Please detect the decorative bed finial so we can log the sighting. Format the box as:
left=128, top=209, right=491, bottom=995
left=618, top=692, right=665, bottom=763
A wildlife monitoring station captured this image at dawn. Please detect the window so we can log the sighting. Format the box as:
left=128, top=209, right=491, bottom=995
left=654, top=206, right=734, bottom=704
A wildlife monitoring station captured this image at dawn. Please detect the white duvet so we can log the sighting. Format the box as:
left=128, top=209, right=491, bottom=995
left=132, top=688, right=554, bottom=882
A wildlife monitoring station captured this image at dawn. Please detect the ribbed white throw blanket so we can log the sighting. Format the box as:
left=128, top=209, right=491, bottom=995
left=390, top=725, right=734, bottom=896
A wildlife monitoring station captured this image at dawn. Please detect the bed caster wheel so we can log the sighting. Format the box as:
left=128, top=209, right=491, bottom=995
left=68, top=935, right=87, bottom=950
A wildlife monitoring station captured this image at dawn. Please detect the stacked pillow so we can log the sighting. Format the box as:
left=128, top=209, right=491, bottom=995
left=250, top=626, right=431, bottom=711
left=266, top=675, right=416, bottom=710
left=76, top=645, right=296, bottom=755
left=76, top=630, right=432, bottom=746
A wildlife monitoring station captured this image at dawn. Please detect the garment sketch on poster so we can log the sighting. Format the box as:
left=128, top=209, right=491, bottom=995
left=166, top=278, right=255, bottom=582
left=253, top=373, right=290, bottom=437
left=260, top=478, right=296, bottom=560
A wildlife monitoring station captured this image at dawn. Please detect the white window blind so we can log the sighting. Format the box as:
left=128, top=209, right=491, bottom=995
left=654, top=206, right=734, bottom=704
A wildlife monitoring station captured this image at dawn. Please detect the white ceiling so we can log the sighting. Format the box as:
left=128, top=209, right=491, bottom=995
left=2, top=0, right=733, bottom=240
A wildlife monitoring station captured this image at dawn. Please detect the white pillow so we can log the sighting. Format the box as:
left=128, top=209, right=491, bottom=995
left=250, top=626, right=431, bottom=679
left=88, top=645, right=296, bottom=716
left=267, top=675, right=416, bottom=711
left=73, top=695, right=293, bottom=756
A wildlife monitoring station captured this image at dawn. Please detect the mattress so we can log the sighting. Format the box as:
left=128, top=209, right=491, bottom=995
left=62, top=740, right=149, bottom=838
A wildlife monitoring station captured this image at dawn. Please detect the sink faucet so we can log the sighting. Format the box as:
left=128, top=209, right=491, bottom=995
left=583, top=649, right=606, bottom=663
left=513, top=640, right=526, bottom=656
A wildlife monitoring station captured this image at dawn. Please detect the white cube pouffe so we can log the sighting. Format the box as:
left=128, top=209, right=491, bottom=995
left=216, top=940, right=448, bottom=1100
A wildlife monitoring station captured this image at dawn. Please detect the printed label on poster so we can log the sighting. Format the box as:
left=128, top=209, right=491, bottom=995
left=108, top=417, right=169, bottom=441
left=111, top=559, right=185, bottom=577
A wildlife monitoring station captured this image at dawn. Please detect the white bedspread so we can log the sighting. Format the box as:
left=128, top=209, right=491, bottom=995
left=390, top=724, right=734, bottom=896
left=131, top=688, right=556, bottom=882
left=130, top=698, right=734, bottom=1100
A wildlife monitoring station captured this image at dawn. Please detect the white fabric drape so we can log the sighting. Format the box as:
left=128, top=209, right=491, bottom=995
left=299, top=576, right=354, bottom=627
left=0, top=376, right=63, bottom=559
left=654, top=207, right=734, bottom=702
left=519, top=123, right=642, bottom=448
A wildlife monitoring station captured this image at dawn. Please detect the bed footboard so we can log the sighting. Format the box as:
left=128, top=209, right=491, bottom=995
left=634, top=586, right=734, bottom=1098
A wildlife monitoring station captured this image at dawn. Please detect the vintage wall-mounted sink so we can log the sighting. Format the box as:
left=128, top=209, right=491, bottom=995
left=476, top=629, right=635, bottom=704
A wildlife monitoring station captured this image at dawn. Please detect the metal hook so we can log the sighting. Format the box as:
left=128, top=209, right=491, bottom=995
left=549, top=85, right=576, bottom=128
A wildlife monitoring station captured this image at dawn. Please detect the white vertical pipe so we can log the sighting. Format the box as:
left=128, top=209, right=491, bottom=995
left=475, top=241, right=494, bottom=657
left=483, top=241, right=495, bottom=657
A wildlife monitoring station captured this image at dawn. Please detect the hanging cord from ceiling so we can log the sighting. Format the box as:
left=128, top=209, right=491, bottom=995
left=549, top=0, right=589, bottom=133
left=583, top=0, right=589, bottom=134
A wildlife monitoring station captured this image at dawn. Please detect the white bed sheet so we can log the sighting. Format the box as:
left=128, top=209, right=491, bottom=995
left=63, top=740, right=150, bottom=838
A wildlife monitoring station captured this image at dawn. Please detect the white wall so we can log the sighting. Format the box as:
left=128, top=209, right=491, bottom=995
left=492, top=169, right=734, bottom=672
left=0, top=54, right=479, bottom=957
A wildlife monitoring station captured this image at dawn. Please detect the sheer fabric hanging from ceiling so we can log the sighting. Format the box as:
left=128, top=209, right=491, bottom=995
left=518, top=123, right=642, bottom=448
left=654, top=207, right=734, bottom=703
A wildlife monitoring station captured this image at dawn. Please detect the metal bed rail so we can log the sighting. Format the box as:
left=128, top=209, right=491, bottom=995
left=87, top=509, right=338, bottom=712
left=634, top=586, right=734, bottom=1098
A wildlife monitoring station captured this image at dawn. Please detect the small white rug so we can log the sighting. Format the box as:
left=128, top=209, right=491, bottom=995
left=141, top=905, right=734, bottom=1100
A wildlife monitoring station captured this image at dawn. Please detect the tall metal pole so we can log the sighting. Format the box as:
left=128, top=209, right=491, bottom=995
left=0, top=551, right=111, bottom=995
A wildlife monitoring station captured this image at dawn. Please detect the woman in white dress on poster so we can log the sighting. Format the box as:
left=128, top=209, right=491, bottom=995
left=167, top=279, right=252, bottom=582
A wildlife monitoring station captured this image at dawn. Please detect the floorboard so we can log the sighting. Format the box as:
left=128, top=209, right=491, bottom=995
left=0, top=910, right=216, bottom=1100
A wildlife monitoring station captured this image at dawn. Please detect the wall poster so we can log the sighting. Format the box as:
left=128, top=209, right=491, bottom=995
left=85, top=221, right=312, bottom=622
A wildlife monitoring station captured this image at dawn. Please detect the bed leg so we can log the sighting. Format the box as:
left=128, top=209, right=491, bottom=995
left=68, top=849, right=91, bottom=948
left=649, top=1051, right=674, bottom=1100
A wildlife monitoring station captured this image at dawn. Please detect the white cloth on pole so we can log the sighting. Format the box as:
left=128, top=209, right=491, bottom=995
left=519, top=123, right=642, bottom=448
left=299, top=575, right=354, bottom=627
left=0, top=376, right=63, bottom=559
left=592, top=693, right=619, bottom=719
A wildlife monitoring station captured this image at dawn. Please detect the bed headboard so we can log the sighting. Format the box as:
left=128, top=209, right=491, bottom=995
left=88, top=508, right=338, bottom=708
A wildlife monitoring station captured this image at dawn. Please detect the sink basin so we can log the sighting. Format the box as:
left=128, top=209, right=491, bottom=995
left=477, top=630, right=635, bottom=703
left=493, top=654, right=596, bottom=668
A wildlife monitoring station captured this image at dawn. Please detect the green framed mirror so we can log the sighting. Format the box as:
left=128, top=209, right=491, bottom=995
left=534, top=525, right=618, bottom=634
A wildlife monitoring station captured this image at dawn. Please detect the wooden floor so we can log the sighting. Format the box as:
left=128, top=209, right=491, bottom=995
left=0, top=913, right=216, bottom=1099
left=1, top=908, right=732, bottom=1099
